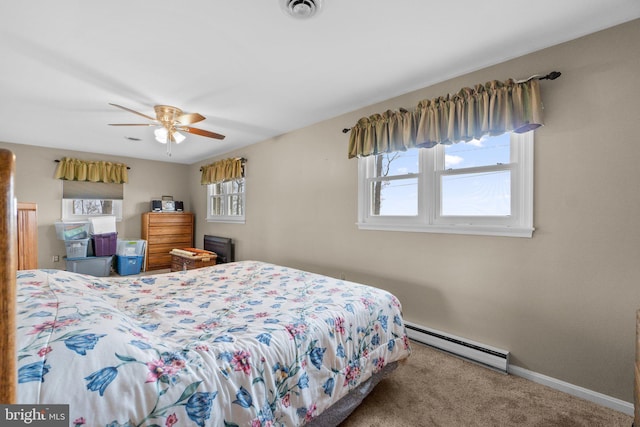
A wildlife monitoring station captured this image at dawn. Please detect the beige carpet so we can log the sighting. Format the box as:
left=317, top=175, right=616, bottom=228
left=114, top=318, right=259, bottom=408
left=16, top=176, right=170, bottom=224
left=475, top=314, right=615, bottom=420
left=341, top=341, right=633, bottom=427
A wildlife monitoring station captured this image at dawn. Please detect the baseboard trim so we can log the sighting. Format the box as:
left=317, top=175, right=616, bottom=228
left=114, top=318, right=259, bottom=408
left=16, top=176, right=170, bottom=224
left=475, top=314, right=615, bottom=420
left=404, top=321, right=509, bottom=373
left=508, top=365, right=634, bottom=416
left=404, top=322, right=634, bottom=416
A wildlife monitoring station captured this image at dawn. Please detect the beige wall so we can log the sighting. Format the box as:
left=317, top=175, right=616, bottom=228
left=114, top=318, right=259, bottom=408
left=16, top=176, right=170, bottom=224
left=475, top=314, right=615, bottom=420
left=2, top=19, right=638, bottom=403
left=0, top=142, right=190, bottom=268
left=190, top=20, right=640, bottom=402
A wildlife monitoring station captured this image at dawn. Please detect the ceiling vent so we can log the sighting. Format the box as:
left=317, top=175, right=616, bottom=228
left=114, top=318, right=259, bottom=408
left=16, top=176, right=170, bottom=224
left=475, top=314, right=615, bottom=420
left=280, top=0, right=323, bottom=19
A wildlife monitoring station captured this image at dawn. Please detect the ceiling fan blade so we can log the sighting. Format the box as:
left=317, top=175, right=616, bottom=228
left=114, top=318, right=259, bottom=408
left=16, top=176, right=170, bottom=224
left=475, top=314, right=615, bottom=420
left=177, top=112, right=206, bottom=125
left=109, top=103, right=158, bottom=122
left=178, top=126, right=226, bottom=140
left=108, top=123, right=156, bottom=126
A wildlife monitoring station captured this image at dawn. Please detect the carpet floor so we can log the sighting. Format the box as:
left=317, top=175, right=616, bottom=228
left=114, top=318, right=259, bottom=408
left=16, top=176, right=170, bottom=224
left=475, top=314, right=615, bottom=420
left=341, top=341, right=633, bottom=427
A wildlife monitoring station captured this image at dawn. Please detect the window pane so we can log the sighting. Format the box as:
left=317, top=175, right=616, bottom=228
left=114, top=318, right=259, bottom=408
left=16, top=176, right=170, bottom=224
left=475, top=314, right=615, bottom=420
left=371, top=178, right=418, bottom=216
left=72, top=199, right=114, bottom=215
left=231, top=179, right=244, bottom=193
left=444, top=134, right=510, bottom=170
left=211, top=183, right=223, bottom=196
left=374, top=149, right=419, bottom=177
left=228, top=195, right=243, bottom=216
left=441, top=170, right=511, bottom=216
left=210, top=196, right=222, bottom=215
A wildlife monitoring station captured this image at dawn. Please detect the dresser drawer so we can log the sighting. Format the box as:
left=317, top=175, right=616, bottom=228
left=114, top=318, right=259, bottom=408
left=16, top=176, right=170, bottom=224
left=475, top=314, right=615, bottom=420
left=147, top=213, right=193, bottom=225
left=146, top=232, right=194, bottom=245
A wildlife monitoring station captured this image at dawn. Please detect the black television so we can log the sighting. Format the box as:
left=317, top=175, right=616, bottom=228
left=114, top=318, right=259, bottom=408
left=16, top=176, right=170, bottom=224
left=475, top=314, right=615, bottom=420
left=203, top=235, right=234, bottom=264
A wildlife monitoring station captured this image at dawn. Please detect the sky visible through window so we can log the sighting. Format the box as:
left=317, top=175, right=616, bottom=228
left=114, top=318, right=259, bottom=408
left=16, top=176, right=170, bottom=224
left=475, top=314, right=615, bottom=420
left=377, top=133, right=511, bottom=216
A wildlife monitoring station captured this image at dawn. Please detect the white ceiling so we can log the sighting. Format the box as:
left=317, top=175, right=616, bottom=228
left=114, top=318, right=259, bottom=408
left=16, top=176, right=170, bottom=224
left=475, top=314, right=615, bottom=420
left=1, top=1, right=639, bottom=164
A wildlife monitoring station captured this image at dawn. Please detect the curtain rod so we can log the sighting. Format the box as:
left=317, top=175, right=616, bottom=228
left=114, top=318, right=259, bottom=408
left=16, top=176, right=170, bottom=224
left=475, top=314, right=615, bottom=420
left=341, top=71, right=562, bottom=133
left=54, top=159, right=131, bottom=170
left=199, top=157, right=247, bottom=172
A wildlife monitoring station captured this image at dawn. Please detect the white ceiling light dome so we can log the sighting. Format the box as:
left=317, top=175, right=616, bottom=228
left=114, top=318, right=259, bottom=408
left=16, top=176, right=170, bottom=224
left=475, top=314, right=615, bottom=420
left=280, top=0, right=323, bottom=19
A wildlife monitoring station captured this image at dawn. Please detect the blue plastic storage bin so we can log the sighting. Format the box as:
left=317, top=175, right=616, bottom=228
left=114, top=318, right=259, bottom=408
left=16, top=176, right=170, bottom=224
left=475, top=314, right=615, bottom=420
left=117, top=255, right=143, bottom=276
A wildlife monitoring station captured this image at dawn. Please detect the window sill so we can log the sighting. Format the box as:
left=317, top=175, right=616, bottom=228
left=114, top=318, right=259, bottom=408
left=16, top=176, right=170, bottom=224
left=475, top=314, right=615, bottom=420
left=356, top=221, right=534, bottom=238
left=206, top=217, right=245, bottom=224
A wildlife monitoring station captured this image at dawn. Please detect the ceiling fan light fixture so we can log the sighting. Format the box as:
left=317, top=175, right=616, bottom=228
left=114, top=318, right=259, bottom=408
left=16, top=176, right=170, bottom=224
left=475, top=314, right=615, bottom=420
left=173, top=131, right=186, bottom=144
left=154, top=127, right=168, bottom=144
left=280, top=0, right=323, bottom=19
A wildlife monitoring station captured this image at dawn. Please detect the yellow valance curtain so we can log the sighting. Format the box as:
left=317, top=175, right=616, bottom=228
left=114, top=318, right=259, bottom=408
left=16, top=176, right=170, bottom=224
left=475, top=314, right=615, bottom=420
left=54, top=157, right=129, bottom=184
left=200, top=157, right=245, bottom=185
left=348, top=77, right=544, bottom=158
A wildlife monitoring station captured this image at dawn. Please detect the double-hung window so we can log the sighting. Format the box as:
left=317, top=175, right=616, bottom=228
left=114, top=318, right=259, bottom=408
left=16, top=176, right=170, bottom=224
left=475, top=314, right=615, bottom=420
left=207, top=178, right=245, bottom=223
left=357, top=131, right=533, bottom=237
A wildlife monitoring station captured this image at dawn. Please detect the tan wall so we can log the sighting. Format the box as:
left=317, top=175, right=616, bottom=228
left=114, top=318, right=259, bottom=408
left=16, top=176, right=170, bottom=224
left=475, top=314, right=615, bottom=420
left=0, top=142, right=190, bottom=268
left=191, top=20, right=640, bottom=402
left=2, top=19, right=638, bottom=403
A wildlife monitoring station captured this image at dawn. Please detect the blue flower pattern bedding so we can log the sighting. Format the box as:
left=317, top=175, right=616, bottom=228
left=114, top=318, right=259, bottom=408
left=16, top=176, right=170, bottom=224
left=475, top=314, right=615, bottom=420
left=16, top=261, right=411, bottom=426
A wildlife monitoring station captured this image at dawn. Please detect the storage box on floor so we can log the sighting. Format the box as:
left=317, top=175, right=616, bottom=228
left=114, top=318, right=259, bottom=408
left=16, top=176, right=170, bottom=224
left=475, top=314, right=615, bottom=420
left=116, top=238, right=146, bottom=275
left=66, top=256, right=113, bottom=277
left=56, top=218, right=116, bottom=277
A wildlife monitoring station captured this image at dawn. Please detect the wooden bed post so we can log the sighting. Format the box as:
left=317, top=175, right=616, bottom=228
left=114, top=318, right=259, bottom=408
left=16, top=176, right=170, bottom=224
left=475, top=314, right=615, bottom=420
left=0, top=148, right=17, bottom=404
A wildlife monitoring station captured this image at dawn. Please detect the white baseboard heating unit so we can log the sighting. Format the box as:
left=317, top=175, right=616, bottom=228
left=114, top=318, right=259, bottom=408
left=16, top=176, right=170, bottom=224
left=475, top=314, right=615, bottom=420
left=404, top=321, right=510, bottom=373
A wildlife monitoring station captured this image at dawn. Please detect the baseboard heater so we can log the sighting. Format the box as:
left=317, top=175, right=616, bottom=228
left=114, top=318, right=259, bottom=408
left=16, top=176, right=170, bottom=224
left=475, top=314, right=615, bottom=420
left=404, top=321, right=510, bottom=373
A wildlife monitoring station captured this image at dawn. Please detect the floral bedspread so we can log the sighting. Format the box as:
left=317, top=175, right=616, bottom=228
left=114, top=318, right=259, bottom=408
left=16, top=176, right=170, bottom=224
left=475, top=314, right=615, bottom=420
left=16, top=260, right=411, bottom=427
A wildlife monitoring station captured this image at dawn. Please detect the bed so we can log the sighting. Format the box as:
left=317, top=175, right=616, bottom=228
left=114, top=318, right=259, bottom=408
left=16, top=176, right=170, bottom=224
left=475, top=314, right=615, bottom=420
left=1, top=149, right=412, bottom=426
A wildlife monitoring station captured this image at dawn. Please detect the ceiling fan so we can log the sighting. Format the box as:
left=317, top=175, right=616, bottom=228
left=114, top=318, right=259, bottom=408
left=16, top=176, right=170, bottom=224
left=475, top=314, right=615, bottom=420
left=108, top=103, right=225, bottom=156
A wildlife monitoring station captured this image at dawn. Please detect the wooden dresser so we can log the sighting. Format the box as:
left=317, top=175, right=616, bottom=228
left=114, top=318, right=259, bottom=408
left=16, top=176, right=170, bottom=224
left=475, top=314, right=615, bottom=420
left=141, top=212, right=194, bottom=271
left=17, top=202, right=38, bottom=270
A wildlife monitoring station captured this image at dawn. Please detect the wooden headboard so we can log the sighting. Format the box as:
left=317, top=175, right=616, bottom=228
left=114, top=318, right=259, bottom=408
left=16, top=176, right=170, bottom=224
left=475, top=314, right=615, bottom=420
left=0, top=149, right=17, bottom=403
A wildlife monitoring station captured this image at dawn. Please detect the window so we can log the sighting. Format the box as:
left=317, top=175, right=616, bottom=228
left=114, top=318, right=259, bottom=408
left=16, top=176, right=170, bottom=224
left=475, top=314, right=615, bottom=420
left=357, top=131, right=533, bottom=237
left=61, top=199, right=123, bottom=221
left=207, top=178, right=246, bottom=223
left=61, top=181, right=123, bottom=221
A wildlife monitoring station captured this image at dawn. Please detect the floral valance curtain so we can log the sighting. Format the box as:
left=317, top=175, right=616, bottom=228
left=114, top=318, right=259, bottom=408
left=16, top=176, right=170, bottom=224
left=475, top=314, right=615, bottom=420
left=348, top=78, right=543, bottom=158
left=200, top=157, right=245, bottom=185
left=54, top=157, right=128, bottom=184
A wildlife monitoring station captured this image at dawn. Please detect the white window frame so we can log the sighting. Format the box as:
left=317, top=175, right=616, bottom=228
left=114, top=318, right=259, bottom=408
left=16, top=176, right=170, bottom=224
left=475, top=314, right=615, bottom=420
left=61, top=181, right=124, bottom=221
left=206, top=178, right=246, bottom=224
left=357, top=131, right=534, bottom=238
